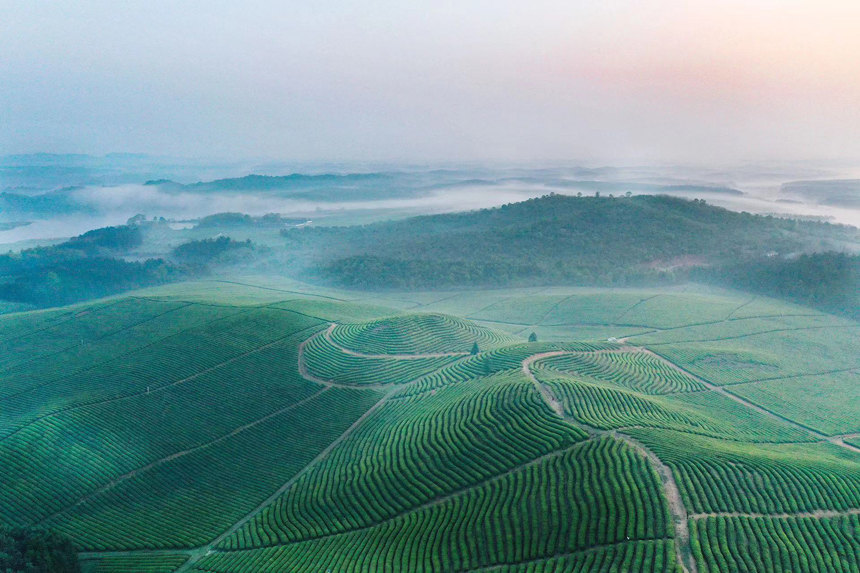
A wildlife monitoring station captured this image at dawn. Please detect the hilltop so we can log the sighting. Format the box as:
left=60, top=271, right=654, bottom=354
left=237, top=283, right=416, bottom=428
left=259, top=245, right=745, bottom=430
left=285, top=194, right=859, bottom=288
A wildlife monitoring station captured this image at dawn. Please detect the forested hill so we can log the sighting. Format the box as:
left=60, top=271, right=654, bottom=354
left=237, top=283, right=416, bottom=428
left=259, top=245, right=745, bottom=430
left=285, top=194, right=859, bottom=289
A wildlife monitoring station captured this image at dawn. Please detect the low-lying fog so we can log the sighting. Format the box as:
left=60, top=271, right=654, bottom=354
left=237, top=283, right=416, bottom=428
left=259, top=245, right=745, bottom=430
left=1, top=159, right=858, bottom=247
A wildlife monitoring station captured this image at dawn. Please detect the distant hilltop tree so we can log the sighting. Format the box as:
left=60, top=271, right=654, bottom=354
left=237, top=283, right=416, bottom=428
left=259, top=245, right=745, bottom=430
left=471, top=341, right=480, bottom=355
left=528, top=332, right=538, bottom=342
left=171, top=236, right=253, bottom=266
left=61, top=225, right=142, bottom=254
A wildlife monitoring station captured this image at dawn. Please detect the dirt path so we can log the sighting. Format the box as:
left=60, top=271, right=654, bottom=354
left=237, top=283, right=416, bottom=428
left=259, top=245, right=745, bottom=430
left=168, top=332, right=475, bottom=571
left=72, top=333, right=854, bottom=571
left=616, top=432, right=696, bottom=573
left=460, top=537, right=675, bottom=573
left=522, top=352, right=696, bottom=573
left=0, top=301, right=194, bottom=380
left=640, top=348, right=860, bottom=455
left=77, top=548, right=194, bottom=560
left=689, top=508, right=860, bottom=520
left=168, top=387, right=397, bottom=573
left=78, top=331, right=471, bottom=568
left=645, top=324, right=859, bottom=347
left=1, top=323, right=321, bottom=444
left=295, top=328, right=393, bottom=389
left=613, top=294, right=661, bottom=324
left=41, top=388, right=330, bottom=524
left=216, top=440, right=600, bottom=553
left=323, top=323, right=469, bottom=359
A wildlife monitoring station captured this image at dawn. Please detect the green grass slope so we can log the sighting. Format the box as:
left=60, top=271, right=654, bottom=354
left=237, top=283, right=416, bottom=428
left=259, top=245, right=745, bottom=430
left=0, top=280, right=856, bottom=573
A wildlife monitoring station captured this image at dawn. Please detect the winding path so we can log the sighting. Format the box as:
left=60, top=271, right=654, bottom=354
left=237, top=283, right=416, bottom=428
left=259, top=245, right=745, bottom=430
left=74, top=325, right=858, bottom=573
left=642, top=348, right=860, bottom=455
left=522, top=351, right=697, bottom=573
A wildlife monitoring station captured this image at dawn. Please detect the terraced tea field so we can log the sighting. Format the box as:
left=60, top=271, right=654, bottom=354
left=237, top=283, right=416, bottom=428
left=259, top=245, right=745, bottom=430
left=0, top=279, right=856, bottom=572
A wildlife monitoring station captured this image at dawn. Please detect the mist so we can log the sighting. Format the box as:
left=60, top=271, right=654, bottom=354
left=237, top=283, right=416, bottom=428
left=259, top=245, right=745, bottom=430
left=2, top=162, right=859, bottom=248
left=3, top=1, right=860, bottom=164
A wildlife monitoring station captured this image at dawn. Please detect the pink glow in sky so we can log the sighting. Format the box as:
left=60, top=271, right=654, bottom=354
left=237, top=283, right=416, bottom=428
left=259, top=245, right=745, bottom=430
left=1, top=0, right=859, bottom=163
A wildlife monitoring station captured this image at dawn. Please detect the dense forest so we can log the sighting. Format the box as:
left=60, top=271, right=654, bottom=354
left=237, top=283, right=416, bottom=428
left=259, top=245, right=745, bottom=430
left=171, top=236, right=255, bottom=266
left=0, top=226, right=184, bottom=307
left=0, top=526, right=79, bottom=573
left=696, top=252, right=859, bottom=319
left=284, top=194, right=859, bottom=289
left=1, top=195, right=857, bottom=314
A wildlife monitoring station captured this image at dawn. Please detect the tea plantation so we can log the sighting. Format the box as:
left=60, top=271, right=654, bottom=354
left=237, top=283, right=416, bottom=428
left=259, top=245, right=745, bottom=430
left=0, top=279, right=856, bottom=572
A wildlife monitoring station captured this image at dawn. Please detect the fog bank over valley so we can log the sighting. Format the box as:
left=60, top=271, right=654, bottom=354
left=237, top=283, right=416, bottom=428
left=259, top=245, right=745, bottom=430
left=1, top=156, right=858, bottom=247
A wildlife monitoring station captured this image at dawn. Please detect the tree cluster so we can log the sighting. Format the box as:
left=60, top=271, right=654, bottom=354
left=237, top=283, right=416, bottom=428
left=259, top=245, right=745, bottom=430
left=0, top=525, right=80, bottom=573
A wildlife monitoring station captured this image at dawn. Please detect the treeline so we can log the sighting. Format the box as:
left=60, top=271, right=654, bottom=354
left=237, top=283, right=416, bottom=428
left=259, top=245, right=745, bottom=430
left=196, top=212, right=307, bottom=229
left=171, top=236, right=254, bottom=266
left=695, top=252, right=859, bottom=320
left=0, top=225, right=185, bottom=307
left=0, top=525, right=79, bottom=572
left=284, top=194, right=858, bottom=289
left=0, top=227, right=265, bottom=308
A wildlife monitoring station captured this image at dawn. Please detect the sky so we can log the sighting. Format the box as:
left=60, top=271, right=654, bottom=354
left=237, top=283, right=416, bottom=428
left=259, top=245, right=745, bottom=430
left=2, top=1, right=860, bottom=163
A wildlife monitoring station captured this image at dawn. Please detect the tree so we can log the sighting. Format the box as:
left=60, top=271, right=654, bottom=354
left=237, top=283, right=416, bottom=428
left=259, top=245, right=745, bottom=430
left=0, top=525, right=80, bottom=572
left=470, top=341, right=480, bottom=355
left=528, top=332, right=538, bottom=342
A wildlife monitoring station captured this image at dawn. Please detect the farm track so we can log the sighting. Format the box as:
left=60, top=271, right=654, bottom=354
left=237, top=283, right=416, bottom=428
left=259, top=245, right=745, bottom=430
left=612, top=294, right=661, bottom=323
left=209, top=279, right=348, bottom=301
left=459, top=537, right=675, bottom=573
left=718, top=366, right=859, bottom=387
left=472, top=312, right=828, bottom=338
left=40, top=388, right=331, bottom=524
left=644, top=323, right=860, bottom=346
left=73, top=324, right=859, bottom=571
left=323, top=323, right=469, bottom=359
left=0, top=301, right=195, bottom=376
left=0, top=305, right=260, bottom=405
left=164, top=341, right=475, bottom=571
left=207, top=439, right=599, bottom=552
left=723, top=295, right=757, bottom=320
left=0, top=299, right=129, bottom=345
left=0, top=323, right=323, bottom=443
left=642, top=348, right=860, bottom=455
left=521, top=352, right=697, bottom=573
left=296, top=328, right=392, bottom=389
left=689, top=508, right=860, bottom=520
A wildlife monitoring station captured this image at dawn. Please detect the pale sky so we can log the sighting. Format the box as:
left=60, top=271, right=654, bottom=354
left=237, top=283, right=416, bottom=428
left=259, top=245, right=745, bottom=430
left=2, top=1, right=859, bottom=163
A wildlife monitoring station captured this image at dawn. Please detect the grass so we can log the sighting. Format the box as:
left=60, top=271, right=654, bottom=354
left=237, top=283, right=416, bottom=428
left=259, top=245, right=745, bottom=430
left=80, top=554, right=189, bottom=573
left=302, top=329, right=460, bottom=385
left=627, top=428, right=860, bottom=515
left=728, top=370, right=860, bottom=436
left=329, top=313, right=516, bottom=354
left=0, top=281, right=855, bottom=572
left=45, top=387, right=383, bottom=550
left=222, top=373, right=587, bottom=548
left=202, top=438, right=671, bottom=572
left=691, top=515, right=859, bottom=573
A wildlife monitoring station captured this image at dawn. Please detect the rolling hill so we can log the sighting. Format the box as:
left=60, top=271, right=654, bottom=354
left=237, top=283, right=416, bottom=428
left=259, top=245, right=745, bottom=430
left=284, top=194, right=860, bottom=289
left=0, top=279, right=857, bottom=572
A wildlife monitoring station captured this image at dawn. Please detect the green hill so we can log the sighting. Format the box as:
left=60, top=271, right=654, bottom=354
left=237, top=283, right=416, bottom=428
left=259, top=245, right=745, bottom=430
left=0, top=280, right=857, bottom=572
left=284, top=194, right=859, bottom=289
